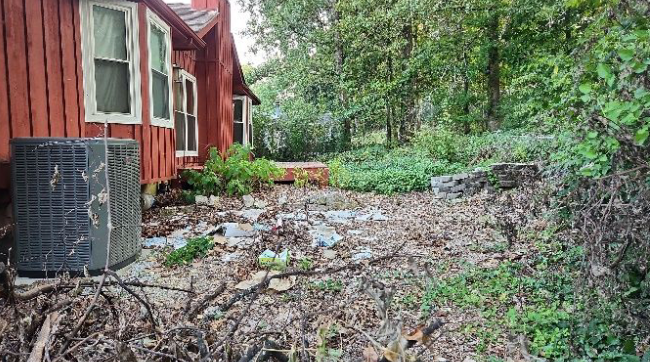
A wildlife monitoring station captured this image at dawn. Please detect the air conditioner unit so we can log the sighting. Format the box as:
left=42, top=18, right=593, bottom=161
left=11, top=138, right=141, bottom=276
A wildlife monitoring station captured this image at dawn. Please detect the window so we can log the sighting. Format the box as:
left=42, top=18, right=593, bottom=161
left=174, top=70, right=198, bottom=157
left=233, top=98, right=244, bottom=144
left=148, top=11, right=173, bottom=127
left=80, top=1, right=141, bottom=124
left=233, top=96, right=253, bottom=147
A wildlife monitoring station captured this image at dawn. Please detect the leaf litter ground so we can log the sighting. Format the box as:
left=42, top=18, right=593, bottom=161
left=2, top=185, right=544, bottom=361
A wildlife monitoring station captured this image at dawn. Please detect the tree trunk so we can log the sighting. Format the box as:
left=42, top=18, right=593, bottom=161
left=332, top=5, right=350, bottom=148
left=399, top=23, right=415, bottom=144
left=463, top=50, right=471, bottom=134
left=486, top=14, right=501, bottom=131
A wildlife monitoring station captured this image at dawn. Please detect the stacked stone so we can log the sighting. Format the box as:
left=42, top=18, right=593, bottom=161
left=431, top=170, right=492, bottom=199
left=490, top=163, right=539, bottom=189
left=430, top=174, right=465, bottom=199
left=431, top=163, right=539, bottom=200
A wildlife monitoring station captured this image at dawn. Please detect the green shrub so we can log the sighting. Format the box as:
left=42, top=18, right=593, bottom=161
left=327, top=146, right=464, bottom=194
left=184, top=144, right=284, bottom=196
left=164, top=236, right=214, bottom=267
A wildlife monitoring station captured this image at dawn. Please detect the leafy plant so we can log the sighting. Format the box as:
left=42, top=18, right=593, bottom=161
left=298, top=257, right=313, bottom=271
left=293, top=167, right=310, bottom=188
left=310, top=279, right=344, bottom=293
left=164, top=236, right=214, bottom=267
left=184, top=144, right=284, bottom=197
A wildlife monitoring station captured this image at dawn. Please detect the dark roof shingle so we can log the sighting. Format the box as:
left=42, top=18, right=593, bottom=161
left=167, top=3, right=219, bottom=33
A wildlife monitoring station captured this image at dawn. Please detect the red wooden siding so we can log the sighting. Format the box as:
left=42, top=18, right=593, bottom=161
left=176, top=0, right=235, bottom=171
left=0, top=0, right=86, bottom=188
left=0, top=0, right=242, bottom=190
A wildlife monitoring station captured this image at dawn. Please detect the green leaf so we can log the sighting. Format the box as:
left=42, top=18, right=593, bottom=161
left=597, top=63, right=611, bottom=79
left=579, top=83, right=592, bottom=94
left=634, top=126, right=649, bottom=145
left=618, top=48, right=635, bottom=62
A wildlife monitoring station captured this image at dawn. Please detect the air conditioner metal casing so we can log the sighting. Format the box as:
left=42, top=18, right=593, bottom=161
left=11, top=138, right=141, bottom=276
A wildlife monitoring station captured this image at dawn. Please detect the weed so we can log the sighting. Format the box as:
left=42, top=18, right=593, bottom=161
left=310, top=279, right=344, bottom=293
left=164, top=236, right=214, bottom=267
left=293, top=167, right=309, bottom=188
left=184, top=143, right=284, bottom=197
left=298, top=257, right=313, bottom=271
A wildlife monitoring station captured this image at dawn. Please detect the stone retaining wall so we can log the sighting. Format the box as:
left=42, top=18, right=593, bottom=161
left=431, top=163, right=539, bottom=199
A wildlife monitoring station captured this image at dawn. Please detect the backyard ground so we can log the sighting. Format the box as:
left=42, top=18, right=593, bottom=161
left=137, top=184, right=542, bottom=360
left=2, top=183, right=564, bottom=361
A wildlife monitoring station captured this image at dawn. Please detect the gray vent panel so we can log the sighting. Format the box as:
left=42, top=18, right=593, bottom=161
left=107, top=143, right=141, bottom=266
left=12, top=142, right=91, bottom=272
left=11, top=138, right=141, bottom=274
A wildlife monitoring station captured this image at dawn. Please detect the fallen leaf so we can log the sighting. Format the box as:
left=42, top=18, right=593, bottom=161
left=234, top=271, right=296, bottom=292
left=363, top=345, right=379, bottom=362
left=269, top=275, right=296, bottom=292
left=213, top=235, right=227, bottom=245
left=404, top=326, right=429, bottom=344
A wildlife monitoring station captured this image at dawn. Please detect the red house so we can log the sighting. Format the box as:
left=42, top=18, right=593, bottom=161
left=0, top=0, right=259, bottom=218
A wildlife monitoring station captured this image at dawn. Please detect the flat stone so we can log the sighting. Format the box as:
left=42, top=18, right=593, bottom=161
left=243, top=195, right=255, bottom=208
left=452, top=173, right=469, bottom=181
left=434, top=192, right=447, bottom=199
left=437, top=176, right=453, bottom=182
left=442, top=181, right=458, bottom=187
left=323, top=249, right=337, bottom=259
left=195, top=195, right=209, bottom=205
left=499, top=180, right=517, bottom=188
left=446, top=192, right=461, bottom=199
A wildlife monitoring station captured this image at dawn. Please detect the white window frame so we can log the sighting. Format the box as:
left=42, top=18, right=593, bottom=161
left=247, top=97, right=254, bottom=149
left=233, top=95, right=251, bottom=147
left=79, top=0, right=142, bottom=125
left=175, top=70, right=198, bottom=157
left=147, top=10, right=174, bottom=128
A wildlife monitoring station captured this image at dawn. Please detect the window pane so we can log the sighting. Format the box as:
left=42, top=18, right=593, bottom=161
left=152, top=71, right=169, bottom=119
left=173, top=74, right=184, bottom=112
left=175, top=112, right=186, bottom=151
left=95, top=59, right=130, bottom=113
left=187, top=115, right=197, bottom=151
left=149, top=25, right=167, bottom=74
left=93, top=6, right=127, bottom=60
left=233, top=99, right=243, bottom=123
left=233, top=122, right=244, bottom=144
left=185, top=79, right=195, bottom=115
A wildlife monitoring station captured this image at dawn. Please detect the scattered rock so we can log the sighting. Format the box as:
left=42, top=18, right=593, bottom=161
left=352, top=248, right=372, bottom=261
left=323, top=249, right=337, bottom=259
left=253, top=199, right=268, bottom=208
left=195, top=195, right=210, bottom=205
left=222, top=223, right=255, bottom=238
left=309, top=223, right=343, bottom=248
left=243, top=194, right=255, bottom=208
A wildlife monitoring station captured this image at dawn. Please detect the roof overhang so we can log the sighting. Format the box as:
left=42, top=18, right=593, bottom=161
left=232, top=37, right=261, bottom=105
left=142, top=0, right=206, bottom=50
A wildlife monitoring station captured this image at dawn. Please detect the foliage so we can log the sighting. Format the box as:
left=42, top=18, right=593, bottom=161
left=164, top=237, right=214, bottom=267
left=310, top=279, right=344, bottom=293
left=327, top=145, right=463, bottom=194
left=327, top=129, right=554, bottom=194
left=293, top=167, right=310, bottom=188
left=184, top=144, right=283, bottom=196
left=421, top=246, right=645, bottom=360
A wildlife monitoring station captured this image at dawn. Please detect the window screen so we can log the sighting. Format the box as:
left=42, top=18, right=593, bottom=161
left=93, top=6, right=131, bottom=114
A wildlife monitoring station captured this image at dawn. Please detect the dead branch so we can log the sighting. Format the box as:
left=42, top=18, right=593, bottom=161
left=184, top=283, right=226, bottom=322
left=105, top=270, right=158, bottom=330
